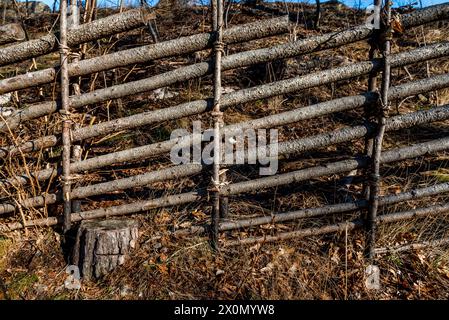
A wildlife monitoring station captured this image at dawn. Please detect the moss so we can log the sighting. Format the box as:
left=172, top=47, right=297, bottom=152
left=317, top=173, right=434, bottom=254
left=8, top=273, right=39, bottom=299
left=387, top=253, right=403, bottom=268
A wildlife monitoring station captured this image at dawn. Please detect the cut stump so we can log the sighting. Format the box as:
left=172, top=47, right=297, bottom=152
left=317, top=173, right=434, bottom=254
left=72, top=219, right=139, bottom=281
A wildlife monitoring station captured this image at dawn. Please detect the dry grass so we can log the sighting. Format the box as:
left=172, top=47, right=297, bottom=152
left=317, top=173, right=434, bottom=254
left=0, top=3, right=449, bottom=300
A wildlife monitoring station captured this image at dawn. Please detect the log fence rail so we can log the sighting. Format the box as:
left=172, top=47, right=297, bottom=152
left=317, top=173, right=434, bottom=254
left=0, top=2, right=448, bottom=266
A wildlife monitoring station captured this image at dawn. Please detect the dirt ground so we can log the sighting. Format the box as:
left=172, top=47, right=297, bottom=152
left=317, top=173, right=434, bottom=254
left=0, top=2, right=449, bottom=299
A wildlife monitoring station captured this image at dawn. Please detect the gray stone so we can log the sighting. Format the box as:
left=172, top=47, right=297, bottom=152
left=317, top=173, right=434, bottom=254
left=17, top=1, right=51, bottom=15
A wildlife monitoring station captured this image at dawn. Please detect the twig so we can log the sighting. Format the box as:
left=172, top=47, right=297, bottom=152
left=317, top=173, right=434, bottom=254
left=375, top=237, right=449, bottom=255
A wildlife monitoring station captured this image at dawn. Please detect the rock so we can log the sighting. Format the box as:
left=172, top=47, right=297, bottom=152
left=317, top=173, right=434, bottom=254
left=17, top=1, right=51, bottom=15
left=120, top=285, right=132, bottom=297
left=0, top=93, right=11, bottom=105
left=0, top=107, right=16, bottom=118
left=0, top=23, right=26, bottom=45
left=150, top=87, right=179, bottom=100
left=72, top=219, right=139, bottom=281
left=321, top=0, right=347, bottom=11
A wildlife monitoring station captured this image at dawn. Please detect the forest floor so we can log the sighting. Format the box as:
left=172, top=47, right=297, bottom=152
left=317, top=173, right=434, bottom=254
left=0, top=2, right=449, bottom=299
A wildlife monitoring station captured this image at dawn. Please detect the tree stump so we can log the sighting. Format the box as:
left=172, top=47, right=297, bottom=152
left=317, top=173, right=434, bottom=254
left=72, top=219, right=139, bottom=281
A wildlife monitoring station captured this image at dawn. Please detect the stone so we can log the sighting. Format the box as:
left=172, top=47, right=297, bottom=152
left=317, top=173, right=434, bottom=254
left=17, top=1, right=51, bottom=15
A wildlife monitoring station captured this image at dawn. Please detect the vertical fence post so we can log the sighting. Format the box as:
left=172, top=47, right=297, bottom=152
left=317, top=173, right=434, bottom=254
left=69, top=0, right=81, bottom=96
left=219, top=1, right=229, bottom=221
left=210, top=0, right=224, bottom=251
left=367, top=0, right=393, bottom=261
left=363, top=0, right=382, bottom=202
left=60, top=0, right=73, bottom=233
left=70, top=0, right=82, bottom=215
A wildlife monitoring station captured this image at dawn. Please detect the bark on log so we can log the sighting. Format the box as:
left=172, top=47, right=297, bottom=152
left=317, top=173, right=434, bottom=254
left=2, top=74, right=449, bottom=189
left=0, top=135, right=447, bottom=220
left=0, top=23, right=26, bottom=45
left=0, top=164, right=204, bottom=214
left=375, top=237, right=449, bottom=255
left=2, top=41, right=448, bottom=135
left=277, top=103, right=449, bottom=155
left=377, top=203, right=449, bottom=224
left=0, top=16, right=289, bottom=94
left=0, top=8, right=154, bottom=66
left=218, top=183, right=449, bottom=231
left=2, top=181, right=448, bottom=234
left=224, top=220, right=362, bottom=246
left=220, top=136, right=449, bottom=196
left=400, top=2, right=449, bottom=27
left=0, top=2, right=445, bottom=94
left=173, top=181, right=449, bottom=235
left=224, top=203, right=449, bottom=247
left=72, top=219, right=139, bottom=280
left=1, top=102, right=448, bottom=214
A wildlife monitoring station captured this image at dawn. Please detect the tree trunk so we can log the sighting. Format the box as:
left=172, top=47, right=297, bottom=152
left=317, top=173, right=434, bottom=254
left=72, top=219, right=139, bottom=281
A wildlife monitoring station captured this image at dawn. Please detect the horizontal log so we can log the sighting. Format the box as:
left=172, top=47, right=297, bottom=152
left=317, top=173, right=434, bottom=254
left=400, top=2, right=449, bottom=26
left=221, top=136, right=449, bottom=196
left=0, top=23, right=26, bottom=45
left=0, top=3, right=445, bottom=94
left=4, top=197, right=448, bottom=237
left=0, top=16, right=289, bottom=94
left=3, top=73, right=449, bottom=188
left=223, top=220, right=362, bottom=246
left=171, top=181, right=449, bottom=235
left=2, top=41, right=448, bottom=140
left=277, top=103, right=449, bottom=155
left=0, top=8, right=154, bottom=67
left=0, top=163, right=203, bottom=214
left=375, top=237, right=449, bottom=254
left=1, top=134, right=448, bottom=218
left=0, top=188, right=205, bottom=232
left=224, top=203, right=449, bottom=247
left=225, top=72, right=449, bottom=133
left=377, top=203, right=449, bottom=224
left=218, top=182, right=449, bottom=231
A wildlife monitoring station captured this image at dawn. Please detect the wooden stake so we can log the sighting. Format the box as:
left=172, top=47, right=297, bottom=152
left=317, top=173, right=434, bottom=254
left=367, top=0, right=393, bottom=261
left=210, top=0, right=224, bottom=251
left=60, top=0, right=73, bottom=233
left=69, top=0, right=82, bottom=214
left=362, top=0, right=382, bottom=201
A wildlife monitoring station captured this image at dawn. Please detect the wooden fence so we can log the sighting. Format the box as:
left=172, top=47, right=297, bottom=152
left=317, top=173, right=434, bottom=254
left=0, top=2, right=448, bottom=261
